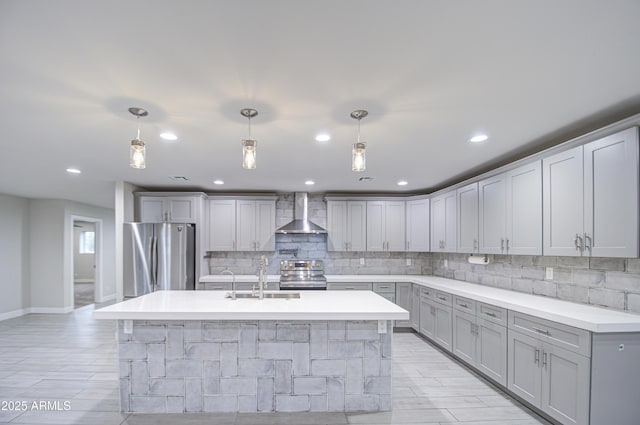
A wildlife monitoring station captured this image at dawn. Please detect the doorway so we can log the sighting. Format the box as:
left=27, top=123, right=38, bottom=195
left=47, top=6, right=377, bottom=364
left=73, top=220, right=97, bottom=308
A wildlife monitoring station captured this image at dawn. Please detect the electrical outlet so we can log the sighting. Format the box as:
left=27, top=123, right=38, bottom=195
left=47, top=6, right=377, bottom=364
left=360, top=258, right=365, bottom=265
left=124, top=320, right=133, bottom=334
left=406, top=258, right=412, bottom=266
left=545, top=267, right=553, bottom=280
left=378, top=320, right=387, bottom=334
left=444, top=259, right=448, bottom=268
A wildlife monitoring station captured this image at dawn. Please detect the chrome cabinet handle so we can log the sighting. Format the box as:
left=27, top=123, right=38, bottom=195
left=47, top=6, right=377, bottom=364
left=584, top=233, right=592, bottom=253
left=534, top=348, right=540, bottom=365
left=473, top=239, right=478, bottom=252
left=484, top=311, right=497, bottom=318
left=575, top=234, right=584, bottom=252
left=500, top=238, right=505, bottom=252
left=505, top=238, right=510, bottom=252
left=437, top=296, right=447, bottom=301
left=533, top=327, right=550, bottom=336
left=430, top=306, right=436, bottom=315
left=542, top=351, right=548, bottom=369
left=459, top=303, right=468, bottom=308
left=407, top=241, right=410, bottom=250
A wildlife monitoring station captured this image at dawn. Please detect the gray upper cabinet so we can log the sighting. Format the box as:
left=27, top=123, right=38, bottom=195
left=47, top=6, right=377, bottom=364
left=405, top=198, right=430, bottom=252
left=236, top=200, right=276, bottom=251
left=138, top=195, right=201, bottom=223
left=430, top=190, right=457, bottom=252
left=326, top=200, right=366, bottom=252
left=457, top=183, right=479, bottom=253
left=366, top=200, right=405, bottom=252
left=479, top=161, right=542, bottom=255
left=543, top=127, right=639, bottom=257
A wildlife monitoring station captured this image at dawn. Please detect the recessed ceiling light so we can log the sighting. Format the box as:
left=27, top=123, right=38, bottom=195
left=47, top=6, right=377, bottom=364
left=315, top=133, right=331, bottom=142
left=160, top=132, right=178, bottom=141
left=305, top=180, right=315, bottom=185
left=469, top=134, right=488, bottom=143
left=66, top=168, right=81, bottom=174
left=213, top=180, right=224, bottom=185
left=397, top=180, right=408, bottom=186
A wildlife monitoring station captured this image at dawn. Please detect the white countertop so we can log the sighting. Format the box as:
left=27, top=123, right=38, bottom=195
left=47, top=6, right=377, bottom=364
left=93, top=290, right=409, bottom=321
left=198, top=274, right=640, bottom=333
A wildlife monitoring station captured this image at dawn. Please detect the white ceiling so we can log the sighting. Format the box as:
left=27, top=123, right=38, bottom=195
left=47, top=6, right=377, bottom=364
left=1, top=1, right=639, bottom=209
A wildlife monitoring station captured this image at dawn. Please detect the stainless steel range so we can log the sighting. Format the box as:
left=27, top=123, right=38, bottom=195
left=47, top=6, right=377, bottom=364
left=279, top=260, right=327, bottom=290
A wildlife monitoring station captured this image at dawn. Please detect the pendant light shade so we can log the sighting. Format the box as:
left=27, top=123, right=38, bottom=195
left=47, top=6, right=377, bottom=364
left=128, top=107, right=148, bottom=170
left=350, top=109, right=368, bottom=172
left=240, top=108, right=258, bottom=170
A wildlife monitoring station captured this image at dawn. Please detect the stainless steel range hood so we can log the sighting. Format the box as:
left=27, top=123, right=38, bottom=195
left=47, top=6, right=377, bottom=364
left=276, top=192, right=327, bottom=234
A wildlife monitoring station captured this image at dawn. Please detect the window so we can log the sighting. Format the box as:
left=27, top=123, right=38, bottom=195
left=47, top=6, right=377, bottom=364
left=79, top=231, right=95, bottom=254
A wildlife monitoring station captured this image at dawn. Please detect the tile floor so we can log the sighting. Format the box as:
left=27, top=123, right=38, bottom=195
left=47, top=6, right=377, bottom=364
left=0, top=304, right=550, bottom=425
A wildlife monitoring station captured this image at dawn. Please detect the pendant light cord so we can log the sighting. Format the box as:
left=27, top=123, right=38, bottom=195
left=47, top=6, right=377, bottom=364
left=357, top=118, right=361, bottom=143
left=136, top=117, right=141, bottom=140
left=248, top=115, right=252, bottom=139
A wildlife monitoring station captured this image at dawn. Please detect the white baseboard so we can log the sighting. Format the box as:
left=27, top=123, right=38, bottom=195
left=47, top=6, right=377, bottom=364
left=30, top=306, right=74, bottom=314
left=96, top=294, right=116, bottom=303
left=0, top=308, right=29, bottom=322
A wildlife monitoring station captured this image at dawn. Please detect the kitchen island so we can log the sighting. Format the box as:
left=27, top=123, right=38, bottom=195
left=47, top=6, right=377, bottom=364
left=93, top=290, right=408, bottom=414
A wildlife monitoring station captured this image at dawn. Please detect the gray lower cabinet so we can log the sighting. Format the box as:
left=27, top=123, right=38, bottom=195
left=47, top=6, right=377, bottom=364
left=419, top=289, right=452, bottom=352
left=508, top=328, right=590, bottom=425
left=453, top=308, right=507, bottom=386
left=395, top=282, right=412, bottom=328
left=411, top=284, right=420, bottom=331
left=198, top=282, right=233, bottom=291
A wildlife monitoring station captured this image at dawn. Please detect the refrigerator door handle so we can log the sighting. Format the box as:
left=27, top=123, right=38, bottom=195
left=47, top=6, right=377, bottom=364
left=152, top=235, right=158, bottom=291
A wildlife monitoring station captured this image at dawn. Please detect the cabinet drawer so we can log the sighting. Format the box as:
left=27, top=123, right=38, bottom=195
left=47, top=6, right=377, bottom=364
left=373, top=282, right=396, bottom=294
left=478, top=303, right=507, bottom=326
left=508, top=311, right=591, bottom=357
left=200, top=282, right=233, bottom=291
left=327, top=282, right=373, bottom=291
left=420, top=286, right=435, bottom=300
left=453, top=296, right=476, bottom=314
left=433, top=291, right=452, bottom=306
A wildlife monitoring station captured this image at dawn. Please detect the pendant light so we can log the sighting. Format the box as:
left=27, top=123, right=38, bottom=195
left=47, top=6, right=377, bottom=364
left=350, top=109, right=368, bottom=172
left=128, top=107, right=148, bottom=169
left=240, top=108, right=258, bottom=170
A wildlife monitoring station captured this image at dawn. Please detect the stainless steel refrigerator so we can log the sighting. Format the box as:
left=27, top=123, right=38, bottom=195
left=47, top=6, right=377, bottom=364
left=123, top=223, right=195, bottom=297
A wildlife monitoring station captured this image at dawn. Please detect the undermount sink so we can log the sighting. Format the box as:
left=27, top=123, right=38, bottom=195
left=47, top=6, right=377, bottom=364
left=225, top=292, right=301, bottom=300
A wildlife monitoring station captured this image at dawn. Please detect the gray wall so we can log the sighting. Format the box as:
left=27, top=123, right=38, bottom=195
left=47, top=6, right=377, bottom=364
left=432, top=253, right=640, bottom=314
left=0, top=194, right=116, bottom=316
left=0, top=194, right=31, bottom=317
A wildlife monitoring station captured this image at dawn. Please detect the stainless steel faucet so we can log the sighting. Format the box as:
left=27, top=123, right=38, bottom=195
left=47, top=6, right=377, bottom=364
left=221, top=269, right=236, bottom=300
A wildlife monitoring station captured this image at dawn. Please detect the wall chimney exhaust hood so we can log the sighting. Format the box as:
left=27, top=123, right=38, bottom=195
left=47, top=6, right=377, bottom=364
left=276, top=192, right=327, bottom=234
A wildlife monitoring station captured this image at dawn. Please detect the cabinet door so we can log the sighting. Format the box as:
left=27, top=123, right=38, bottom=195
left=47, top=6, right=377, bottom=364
left=477, top=319, right=507, bottom=387
left=507, top=330, right=542, bottom=408
left=419, top=298, right=435, bottom=339
left=543, top=146, right=584, bottom=256
left=139, top=197, right=165, bottom=222
left=395, top=282, right=412, bottom=328
left=540, top=344, right=590, bottom=425
left=208, top=200, right=236, bottom=251
left=167, top=197, right=197, bottom=222
left=366, top=201, right=386, bottom=251
left=411, top=285, right=421, bottom=331
left=452, top=309, right=476, bottom=365
left=430, top=194, right=446, bottom=251
left=347, top=201, right=367, bottom=251
left=584, top=127, right=639, bottom=258
left=457, top=183, right=479, bottom=253
left=479, top=174, right=506, bottom=254
left=255, top=200, right=275, bottom=251
left=433, top=303, right=453, bottom=352
left=385, top=201, right=406, bottom=251
left=431, top=191, right=457, bottom=252
left=327, top=201, right=348, bottom=251
left=406, top=199, right=429, bottom=252
left=505, top=161, right=542, bottom=255
left=236, top=200, right=256, bottom=251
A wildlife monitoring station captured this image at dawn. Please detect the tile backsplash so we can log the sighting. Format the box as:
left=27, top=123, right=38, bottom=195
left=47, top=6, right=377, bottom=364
left=432, top=252, right=640, bottom=314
